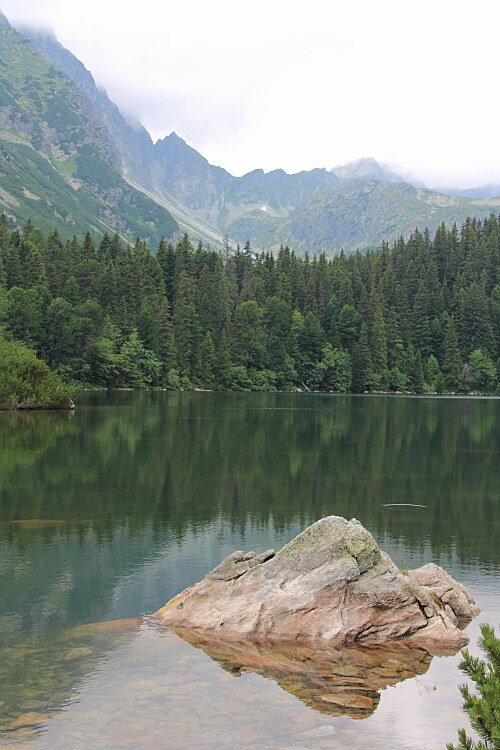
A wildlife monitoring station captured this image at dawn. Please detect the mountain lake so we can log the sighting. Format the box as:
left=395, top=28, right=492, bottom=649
left=0, top=391, right=498, bottom=749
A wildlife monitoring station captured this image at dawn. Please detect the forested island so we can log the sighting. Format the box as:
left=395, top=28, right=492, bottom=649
left=0, top=211, right=499, bottom=401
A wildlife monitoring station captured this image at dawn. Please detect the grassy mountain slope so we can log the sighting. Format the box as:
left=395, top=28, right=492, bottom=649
left=19, top=26, right=155, bottom=187
left=19, top=30, right=231, bottom=247
left=0, top=12, right=178, bottom=243
left=227, top=178, right=500, bottom=254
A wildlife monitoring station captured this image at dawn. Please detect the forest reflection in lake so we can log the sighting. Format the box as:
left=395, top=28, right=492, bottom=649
left=0, top=392, right=498, bottom=748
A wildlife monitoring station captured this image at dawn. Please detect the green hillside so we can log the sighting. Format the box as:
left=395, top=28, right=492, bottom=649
left=0, top=11, right=178, bottom=243
left=227, top=179, right=500, bottom=254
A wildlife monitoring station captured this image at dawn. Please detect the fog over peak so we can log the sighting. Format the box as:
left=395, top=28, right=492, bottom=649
left=2, top=0, right=500, bottom=189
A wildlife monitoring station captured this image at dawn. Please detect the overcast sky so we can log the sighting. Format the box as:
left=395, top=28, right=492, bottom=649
left=2, top=0, right=500, bottom=187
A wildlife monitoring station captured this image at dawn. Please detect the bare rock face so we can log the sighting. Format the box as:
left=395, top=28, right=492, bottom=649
left=155, top=516, right=480, bottom=649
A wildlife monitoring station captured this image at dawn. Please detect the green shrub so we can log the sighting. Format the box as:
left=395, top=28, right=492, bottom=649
left=0, top=336, right=75, bottom=409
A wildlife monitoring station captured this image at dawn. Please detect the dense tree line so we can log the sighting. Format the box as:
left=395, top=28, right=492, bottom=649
left=0, top=213, right=499, bottom=392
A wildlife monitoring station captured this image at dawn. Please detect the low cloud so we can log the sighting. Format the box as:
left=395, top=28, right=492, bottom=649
left=3, top=0, right=500, bottom=186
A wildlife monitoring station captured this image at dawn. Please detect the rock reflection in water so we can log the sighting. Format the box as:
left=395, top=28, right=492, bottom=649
left=0, top=618, right=472, bottom=750
left=172, top=628, right=446, bottom=718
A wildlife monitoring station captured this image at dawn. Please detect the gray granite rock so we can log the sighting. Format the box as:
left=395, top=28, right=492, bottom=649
left=156, top=516, right=480, bottom=648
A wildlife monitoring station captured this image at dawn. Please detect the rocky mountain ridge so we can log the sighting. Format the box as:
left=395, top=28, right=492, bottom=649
left=4, top=12, right=500, bottom=254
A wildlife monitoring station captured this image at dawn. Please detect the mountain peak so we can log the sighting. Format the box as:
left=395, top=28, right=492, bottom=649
left=332, top=157, right=397, bottom=181
left=330, top=157, right=427, bottom=188
left=155, top=132, right=193, bottom=150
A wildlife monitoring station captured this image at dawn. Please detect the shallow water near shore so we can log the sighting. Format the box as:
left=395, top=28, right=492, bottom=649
left=0, top=392, right=498, bottom=748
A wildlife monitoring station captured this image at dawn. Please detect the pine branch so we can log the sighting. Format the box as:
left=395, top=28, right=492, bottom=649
left=448, top=624, right=500, bottom=750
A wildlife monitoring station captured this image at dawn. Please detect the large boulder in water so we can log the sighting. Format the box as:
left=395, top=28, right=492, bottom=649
left=155, top=516, right=480, bottom=649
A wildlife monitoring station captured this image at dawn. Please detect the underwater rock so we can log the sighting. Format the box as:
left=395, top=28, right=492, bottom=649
left=156, top=516, right=480, bottom=648
left=8, top=711, right=48, bottom=730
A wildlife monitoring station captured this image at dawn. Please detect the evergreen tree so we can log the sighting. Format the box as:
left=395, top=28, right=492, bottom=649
left=2, top=240, right=23, bottom=289
left=173, top=270, right=201, bottom=378
left=214, top=327, right=232, bottom=390
left=77, top=232, right=99, bottom=299
left=264, top=296, right=292, bottom=374
left=199, top=331, right=217, bottom=388
left=430, top=316, right=444, bottom=361
left=0, top=213, right=9, bottom=251
left=62, top=276, right=81, bottom=306
left=386, top=309, right=406, bottom=369
left=338, top=304, right=361, bottom=351
left=447, top=624, right=500, bottom=750
left=231, top=300, right=266, bottom=369
left=442, top=314, right=463, bottom=390
left=43, top=297, right=75, bottom=369
left=138, top=305, right=157, bottom=352
left=463, top=284, right=496, bottom=357
left=323, top=294, right=341, bottom=347
left=297, top=311, right=325, bottom=387
left=1, top=211, right=498, bottom=393
left=412, top=280, right=433, bottom=357
left=370, top=304, right=388, bottom=388
left=45, top=229, right=66, bottom=296
left=155, top=296, right=177, bottom=382
left=351, top=323, right=372, bottom=392
left=406, top=348, right=424, bottom=393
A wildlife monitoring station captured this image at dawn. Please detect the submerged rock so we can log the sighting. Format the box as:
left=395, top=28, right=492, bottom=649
left=63, top=647, right=93, bottom=661
left=155, top=516, right=480, bottom=648
left=8, top=711, right=49, bottom=730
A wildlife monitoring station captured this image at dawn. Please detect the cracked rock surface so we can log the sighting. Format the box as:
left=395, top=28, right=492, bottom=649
left=155, top=516, right=480, bottom=648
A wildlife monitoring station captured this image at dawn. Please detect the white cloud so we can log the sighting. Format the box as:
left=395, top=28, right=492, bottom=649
left=2, top=0, right=500, bottom=186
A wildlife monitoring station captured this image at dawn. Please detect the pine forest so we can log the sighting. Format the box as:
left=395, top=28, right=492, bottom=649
left=1, top=212, right=499, bottom=395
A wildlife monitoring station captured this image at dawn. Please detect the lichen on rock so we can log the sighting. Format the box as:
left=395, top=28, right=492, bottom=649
left=155, top=515, right=480, bottom=649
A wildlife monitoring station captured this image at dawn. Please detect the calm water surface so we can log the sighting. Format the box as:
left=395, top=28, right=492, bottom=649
left=0, top=392, right=498, bottom=749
